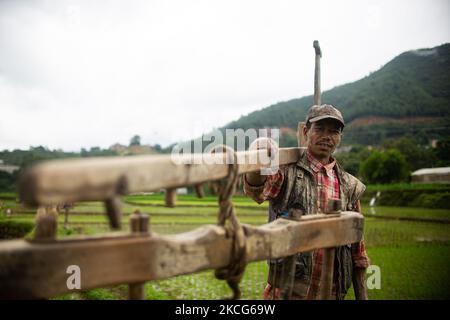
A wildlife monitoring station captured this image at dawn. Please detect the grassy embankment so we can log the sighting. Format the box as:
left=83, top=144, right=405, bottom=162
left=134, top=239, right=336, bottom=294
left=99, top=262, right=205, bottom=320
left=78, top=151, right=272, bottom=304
left=1, top=190, right=449, bottom=300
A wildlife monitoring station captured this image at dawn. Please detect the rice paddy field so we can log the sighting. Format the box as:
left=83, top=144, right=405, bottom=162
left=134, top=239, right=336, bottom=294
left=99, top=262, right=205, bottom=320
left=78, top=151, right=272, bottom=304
left=1, top=193, right=449, bottom=300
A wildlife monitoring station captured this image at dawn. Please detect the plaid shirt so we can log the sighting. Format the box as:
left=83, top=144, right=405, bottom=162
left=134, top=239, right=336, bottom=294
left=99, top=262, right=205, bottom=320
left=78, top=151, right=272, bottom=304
left=244, top=151, right=370, bottom=299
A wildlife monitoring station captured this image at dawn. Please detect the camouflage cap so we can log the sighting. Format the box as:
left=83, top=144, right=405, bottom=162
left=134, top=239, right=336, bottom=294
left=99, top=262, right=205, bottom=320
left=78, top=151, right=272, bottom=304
left=305, top=104, right=345, bottom=128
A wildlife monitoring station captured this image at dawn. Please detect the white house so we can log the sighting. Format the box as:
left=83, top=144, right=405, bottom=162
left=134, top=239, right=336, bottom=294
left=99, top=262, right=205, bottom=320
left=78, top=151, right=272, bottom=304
left=0, top=160, right=19, bottom=174
left=411, top=167, right=450, bottom=183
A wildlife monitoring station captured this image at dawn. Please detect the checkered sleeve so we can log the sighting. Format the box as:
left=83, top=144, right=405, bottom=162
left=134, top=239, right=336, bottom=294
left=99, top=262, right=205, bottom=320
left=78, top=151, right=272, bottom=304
left=243, top=168, right=285, bottom=204
left=351, top=200, right=371, bottom=268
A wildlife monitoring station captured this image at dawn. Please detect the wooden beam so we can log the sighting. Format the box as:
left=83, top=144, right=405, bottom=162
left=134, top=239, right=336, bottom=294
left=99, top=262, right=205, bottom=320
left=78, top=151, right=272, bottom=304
left=19, top=148, right=303, bottom=206
left=194, top=183, right=204, bottom=198
left=128, top=210, right=149, bottom=300
left=313, top=40, right=322, bottom=105
left=319, top=199, right=341, bottom=300
left=0, top=212, right=363, bottom=299
left=34, top=206, right=58, bottom=241
left=319, top=248, right=335, bottom=300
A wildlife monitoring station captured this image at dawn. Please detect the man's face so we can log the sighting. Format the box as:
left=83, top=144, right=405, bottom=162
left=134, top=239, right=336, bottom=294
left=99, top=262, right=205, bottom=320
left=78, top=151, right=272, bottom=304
left=303, top=118, right=342, bottom=160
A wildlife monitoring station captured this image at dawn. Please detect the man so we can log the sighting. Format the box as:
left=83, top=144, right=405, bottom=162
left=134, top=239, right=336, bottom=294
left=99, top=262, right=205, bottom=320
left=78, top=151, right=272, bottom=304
left=244, top=104, right=370, bottom=300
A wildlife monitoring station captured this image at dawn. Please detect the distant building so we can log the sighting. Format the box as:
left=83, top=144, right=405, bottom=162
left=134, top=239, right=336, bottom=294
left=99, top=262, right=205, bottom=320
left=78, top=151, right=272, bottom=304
left=335, top=146, right=353, bottom=153
left=109, top=143, right=128, bottom=154
left=109, top=143, right=157, bottom=156
left=177, top=188, right=188, bottom=195
left=129, top=192, right=155, bottom=196
left=411, top=167, right=450, bottom=184
left=431, top=139, right=438, bottom=149
left=128, top=145, right=157, bottom=155
left=0, top=160, right=19, bottom=174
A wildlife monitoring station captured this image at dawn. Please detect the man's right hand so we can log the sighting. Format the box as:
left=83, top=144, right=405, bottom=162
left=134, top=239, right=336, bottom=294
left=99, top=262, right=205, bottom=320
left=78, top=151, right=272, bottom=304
left=245, top=137, right=279, bottom=186
left=263, top=283, right=281, bottom=300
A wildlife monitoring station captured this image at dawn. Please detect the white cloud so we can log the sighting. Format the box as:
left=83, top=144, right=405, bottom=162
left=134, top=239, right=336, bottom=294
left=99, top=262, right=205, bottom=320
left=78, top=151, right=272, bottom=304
left=0, top=0, right=449, bottom=151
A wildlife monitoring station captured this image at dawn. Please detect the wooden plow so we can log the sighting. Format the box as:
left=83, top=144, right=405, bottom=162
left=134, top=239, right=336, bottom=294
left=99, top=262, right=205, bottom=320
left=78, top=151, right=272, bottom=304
left=0, top=147, right=364, bottom=299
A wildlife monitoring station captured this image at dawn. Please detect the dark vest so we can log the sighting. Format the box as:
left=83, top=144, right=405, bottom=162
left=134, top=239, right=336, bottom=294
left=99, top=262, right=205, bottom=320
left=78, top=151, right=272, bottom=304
left=268, top=149, right=366, bottom=299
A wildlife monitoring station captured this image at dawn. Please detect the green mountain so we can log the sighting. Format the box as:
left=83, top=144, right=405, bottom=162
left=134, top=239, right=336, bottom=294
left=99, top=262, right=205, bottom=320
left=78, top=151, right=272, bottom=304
left=223, top=43, right=450, bottom=146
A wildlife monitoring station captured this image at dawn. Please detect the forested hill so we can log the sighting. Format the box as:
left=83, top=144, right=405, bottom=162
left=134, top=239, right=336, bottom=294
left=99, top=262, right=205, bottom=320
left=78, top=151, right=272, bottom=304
left=223, top=43, right=450, bottom=146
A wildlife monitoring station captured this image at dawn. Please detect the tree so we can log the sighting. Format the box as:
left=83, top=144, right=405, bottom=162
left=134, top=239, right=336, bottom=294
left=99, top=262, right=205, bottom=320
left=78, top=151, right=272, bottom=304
left=382, top=137, right=436, bottom=171
left=335, top=145, right=371, bottom=177
left=0, top=171, right=15, bottom=192
left=153, top=144, right=162, bottom=152
left=434, top=137, right=450, bottom=167
left=359, top=149, right=409, bottom=184
left=130, top=135, right=141, bottom=146
left=383, top=149, right=409, bottom=182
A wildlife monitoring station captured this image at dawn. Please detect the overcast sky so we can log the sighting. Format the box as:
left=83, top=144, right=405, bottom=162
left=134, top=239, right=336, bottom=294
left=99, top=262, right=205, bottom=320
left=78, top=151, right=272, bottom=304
left=0, top=0, right=449, bottom=151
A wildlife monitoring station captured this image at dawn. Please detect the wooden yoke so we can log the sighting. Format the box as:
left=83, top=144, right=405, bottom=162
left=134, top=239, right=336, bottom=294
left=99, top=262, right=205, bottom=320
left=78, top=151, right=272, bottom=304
left=18, top=148, right=301, bottom=207
left=2, top=140, right=365, bottom=300
left=0, top=211, right=363, bottom=299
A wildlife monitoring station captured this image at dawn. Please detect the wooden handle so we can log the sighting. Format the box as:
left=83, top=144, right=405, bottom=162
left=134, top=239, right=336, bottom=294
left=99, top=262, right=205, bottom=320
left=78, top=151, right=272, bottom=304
left=313, top=40, right=322, bottom=106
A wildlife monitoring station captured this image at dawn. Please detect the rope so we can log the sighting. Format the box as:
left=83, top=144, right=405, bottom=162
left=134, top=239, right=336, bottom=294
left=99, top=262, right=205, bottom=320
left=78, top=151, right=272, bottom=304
left=211, top=145, right=247, bottom=300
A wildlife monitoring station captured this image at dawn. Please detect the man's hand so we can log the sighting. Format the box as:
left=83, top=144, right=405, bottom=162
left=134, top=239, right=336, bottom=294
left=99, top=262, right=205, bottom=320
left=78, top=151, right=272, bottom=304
left=245, top=137, right=279, bottom=186
left=263, top=283, right=281, bottom=300
left=353, top=267, right=368, bottom=300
